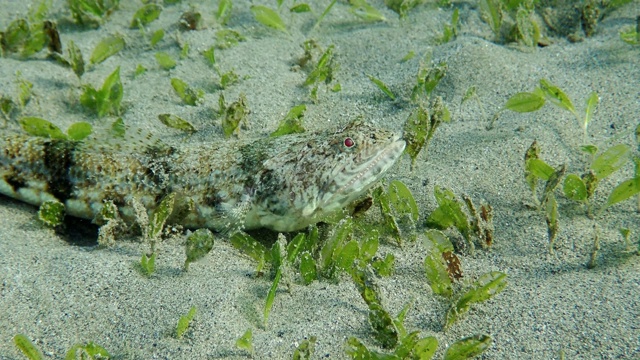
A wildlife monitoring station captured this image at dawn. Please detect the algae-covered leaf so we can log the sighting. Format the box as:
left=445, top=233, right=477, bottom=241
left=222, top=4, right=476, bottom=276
left=359, top=227, right=379, bottom=263
left=155, top=51, right=177, bottom=69
left=526, top=158, right=555, bottom=181
left=170, top=78, right=203, bottom=106
left=215, top=29, right=245, bottom=49
left=388, top=180, right=419, bottom=222
left=605, top=178, right=640, bottom=209
left=584, top=91, right=598, bottom=131
left=68, top=0, right=119, bottom=26
left=393, top=331, right=419, bottom=358
left=139, top=252, right=156, bottom=276
left=292, top=336, right=317, bottom=360
left=13, top=334, right=44, bottom=360
left=90, top=35, right=124, bottom=65
left=290, top=3, right=311, bottom=13
left=110, top=117, right=125, bottom=138
left=220, top=71, right=240, bottom=89
left=264, top=239, right=285, bottom=325
left=423, top=230, right=453, bottom=297
left=350, top=0, right=385, bottom=22
left=425, top=186, right=470, bottom=241
left=412, top=61, right=446, bottom=102
left=563, top=173, right=587, bottom=202
left=445, top=271, right=507, bottom=327
left=230, top=231, right=270, bottom=269
left=148, top=193, right=175, bottom=240
left=344, top=337, right=373, bottom=359
left=101, top=66, right=123, bottom=116
left=403, top=105, right=429, bottom=168
left=286, top=233, right=306, bottom=264
left=545, top=193, right=559, bottom=251
left=384, top=0, right=424, bottom=18
left=372, top=186, right=402, bottom=244
left=371, top=253, right=394, bottom=277
left=1, top=19, right=30, bottom=54
left=176, top=306, right=197, bottom=339
left=304, top=45, right=336, bottom=87
left=443, top=334, right=492, bottom=360
left=16, top=75, right=33, bottom=109
left=222, top=94, right=249, bottom=138
left=20, top=117, right=66, bottom=139
left=0, top=97, right=15, bottom=120
left=184, top=228, right=214, bottom=270
left=367, top=74, right=395, bottom=100
left=270, top=104, right=306, bottom=137
left=538, top=79, right=577, bottom=116
left=591, top=144, right=631, bottom=180
left=150, top=29, right=164, bottom=48
left=134, top=64, right=146, bottom=77
left=619, top=26, right=639, bottom=45
left=581, top=144, right=598, bottom=157
left=301, top=224, right=319, bottom=255
left=202, top=46, right=215, bottom=67
left=299, top=251, right=318, bottom=285
left=413, top=336, right=438, bottom=360
left=130, top=3, right=162, bottom=28
left=320, top=218, right=353, bottom=275
left=216, top=0, right=233, bottom=25
left=65, top=40, right=85, bottom=78
left=312, top=0, right=337, bottom=31
left=236, top=328, right=254, bottom=354
left=335, top=240, right=359, bottom=273
left=159, top=114, right=197, bottom=132
left=401, top=50, right=416, bottom=62
left=66, top=121, right=92, bottom=140
left=251, top=5, right=287, bottom=33
left=369, top=303, right=398, bottom=349
left=478, top=0, right=501, bottom=35
left=424, top=229, right=454, bottom=253
left=65, top=342, right=111, bottom=360
left=503, top=92, right=545, bottom=113
left=80, top=66, right=122, bottom=117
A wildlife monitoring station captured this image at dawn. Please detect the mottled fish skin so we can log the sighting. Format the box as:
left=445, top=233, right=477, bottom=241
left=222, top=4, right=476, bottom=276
left=0, top=120, right=405, bottom=232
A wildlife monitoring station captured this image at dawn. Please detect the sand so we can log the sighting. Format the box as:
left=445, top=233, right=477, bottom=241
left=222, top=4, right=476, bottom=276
left=1, top=0, right=639, bottom=359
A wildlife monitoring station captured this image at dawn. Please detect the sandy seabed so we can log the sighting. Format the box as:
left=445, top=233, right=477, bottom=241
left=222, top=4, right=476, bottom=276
left=1, top=1, right=639, bottom=359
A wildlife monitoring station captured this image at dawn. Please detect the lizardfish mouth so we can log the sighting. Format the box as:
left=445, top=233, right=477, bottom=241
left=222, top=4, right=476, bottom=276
left=321, top=137, right=406, bottom=210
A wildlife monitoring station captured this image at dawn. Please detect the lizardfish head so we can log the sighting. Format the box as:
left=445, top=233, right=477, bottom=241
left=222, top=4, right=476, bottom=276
left=250, top=120, right=406, bottom=232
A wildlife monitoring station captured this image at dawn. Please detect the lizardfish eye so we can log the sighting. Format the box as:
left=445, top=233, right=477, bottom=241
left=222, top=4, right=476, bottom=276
left=344, top=137, right=355, bottom=148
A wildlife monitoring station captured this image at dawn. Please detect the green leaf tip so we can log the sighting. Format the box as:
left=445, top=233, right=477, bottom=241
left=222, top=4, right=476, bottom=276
left=184, top=228, right=214, bottom=270
left=90, top=35, right=125, bottom=65
left=270, top=104, right=306, bottom=137
left=251, top=5, right=288, bottom=34
left=131, top=3, right=162, bottom=28
left=176, top=306, right=197, bottom=339
left=80, top=66, right=123, bottom=117
left=13, top=334, right=44, bottom=360
left=170, top=78, right=203, bottom=106
left=445, top=271, right=507, bottom=327
left=159, top=114, right=197, bottom=132
left=443, top=334, right=492, bottom=360
left=65, top=342, right=111, bottom=360
left=236, top=328, right=254, bottom=354
left=367, top=74, right=396, bottom=100
left=19, top=117, right=66, bottom=139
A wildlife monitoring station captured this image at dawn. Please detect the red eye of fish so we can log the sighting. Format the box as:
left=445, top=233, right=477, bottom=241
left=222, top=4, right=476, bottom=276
left=344, top=137, right=355, bottom=148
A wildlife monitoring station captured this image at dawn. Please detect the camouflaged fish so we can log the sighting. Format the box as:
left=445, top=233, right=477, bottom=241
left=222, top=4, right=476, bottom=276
left=0, top=120, right=406, bottom=233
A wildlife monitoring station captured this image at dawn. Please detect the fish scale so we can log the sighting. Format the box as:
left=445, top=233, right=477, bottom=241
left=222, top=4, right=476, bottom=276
left=0, top=120, right=406, bottom=233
